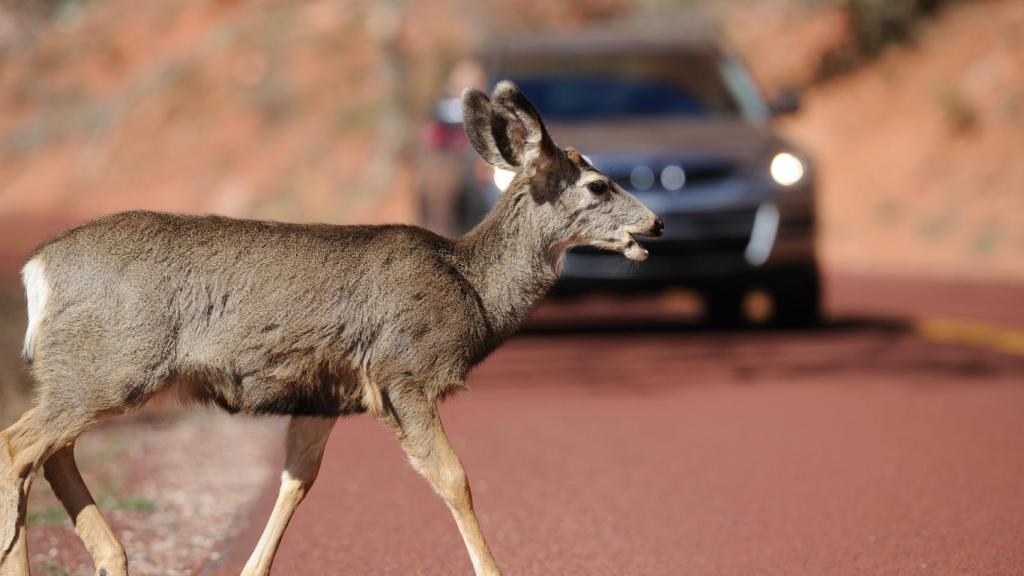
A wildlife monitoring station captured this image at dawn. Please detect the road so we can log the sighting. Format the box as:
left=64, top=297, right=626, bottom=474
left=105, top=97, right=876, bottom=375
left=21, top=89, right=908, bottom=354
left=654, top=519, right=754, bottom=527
left=211, top=275, right=1024, bottom=576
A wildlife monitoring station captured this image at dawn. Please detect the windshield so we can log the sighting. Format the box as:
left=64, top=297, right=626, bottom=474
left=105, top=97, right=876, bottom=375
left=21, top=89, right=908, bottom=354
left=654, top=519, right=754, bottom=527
left=499, top=52, right=754, bottom=121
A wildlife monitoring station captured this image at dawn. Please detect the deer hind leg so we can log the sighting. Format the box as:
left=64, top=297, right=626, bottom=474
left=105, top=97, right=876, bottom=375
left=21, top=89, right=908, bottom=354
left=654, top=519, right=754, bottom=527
left=43, top=444, right=127, bottom=576
left=0, top=407, right=87, bottom=576
left=241, top=416, right=336, bottom=576
left=379, top=387, right=502, bottom=576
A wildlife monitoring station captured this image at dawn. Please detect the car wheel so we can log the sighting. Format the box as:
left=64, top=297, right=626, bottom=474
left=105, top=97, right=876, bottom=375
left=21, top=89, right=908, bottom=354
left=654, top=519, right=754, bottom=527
left=703, top=287, right=745, bottom=327
left=771, top=266, right=822, bottom=327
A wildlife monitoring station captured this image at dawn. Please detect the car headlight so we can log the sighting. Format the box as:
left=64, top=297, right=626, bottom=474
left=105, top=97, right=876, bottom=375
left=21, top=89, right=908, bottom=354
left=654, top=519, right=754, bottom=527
left=769, top=152, right=805, bottom=187
left=493, top=167, right=515, bottom=191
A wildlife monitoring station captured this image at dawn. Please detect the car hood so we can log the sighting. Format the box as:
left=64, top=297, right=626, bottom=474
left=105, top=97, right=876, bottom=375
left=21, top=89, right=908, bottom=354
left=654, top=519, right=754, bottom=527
left=547, top=118, right=778, bottom=166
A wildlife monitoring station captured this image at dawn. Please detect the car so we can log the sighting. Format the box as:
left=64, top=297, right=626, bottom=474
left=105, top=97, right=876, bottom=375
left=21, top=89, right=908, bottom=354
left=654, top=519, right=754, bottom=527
left=420, top=25, right=820, bottom=325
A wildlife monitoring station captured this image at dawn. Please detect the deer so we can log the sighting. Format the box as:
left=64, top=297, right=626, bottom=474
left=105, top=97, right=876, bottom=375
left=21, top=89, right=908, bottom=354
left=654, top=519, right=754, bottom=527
left=0, top=81, right=662, bottom=576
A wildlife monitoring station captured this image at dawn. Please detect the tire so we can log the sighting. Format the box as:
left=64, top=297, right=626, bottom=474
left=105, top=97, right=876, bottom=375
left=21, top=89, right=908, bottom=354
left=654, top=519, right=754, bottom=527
left=703, top=287, right=745, bottom=328
left=771, top=266, right=822, bottom=327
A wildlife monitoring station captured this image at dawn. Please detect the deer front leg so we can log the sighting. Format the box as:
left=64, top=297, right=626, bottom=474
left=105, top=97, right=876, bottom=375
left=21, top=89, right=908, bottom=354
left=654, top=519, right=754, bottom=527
left=379, top=388, right=502, bottom=576
left=241, top=416, right=336, bottom=576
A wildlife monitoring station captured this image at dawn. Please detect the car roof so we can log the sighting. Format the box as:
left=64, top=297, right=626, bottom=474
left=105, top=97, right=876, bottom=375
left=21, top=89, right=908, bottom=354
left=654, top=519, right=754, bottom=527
left=484, top=18, right=723, bottom=61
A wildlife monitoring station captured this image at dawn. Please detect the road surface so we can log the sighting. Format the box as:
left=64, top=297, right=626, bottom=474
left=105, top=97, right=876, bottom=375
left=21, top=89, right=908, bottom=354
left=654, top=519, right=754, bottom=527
left=210, top=275, right=1024, bottom=575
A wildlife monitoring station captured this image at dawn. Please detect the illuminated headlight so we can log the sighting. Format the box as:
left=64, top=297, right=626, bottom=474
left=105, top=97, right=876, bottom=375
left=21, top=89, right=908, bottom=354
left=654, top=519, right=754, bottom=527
left=769, top=152, right=805, bottom=187
left=493, top=168, right=515, bottom=191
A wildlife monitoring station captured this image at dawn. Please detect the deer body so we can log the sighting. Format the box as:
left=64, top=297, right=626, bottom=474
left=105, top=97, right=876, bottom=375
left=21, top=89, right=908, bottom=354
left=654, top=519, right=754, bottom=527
left=0, top=82, right=661, bottom=576
left=21, top=208, right=545, bottom=420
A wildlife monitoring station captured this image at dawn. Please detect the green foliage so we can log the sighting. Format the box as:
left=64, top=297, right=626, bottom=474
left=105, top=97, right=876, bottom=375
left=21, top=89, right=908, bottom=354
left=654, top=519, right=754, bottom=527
left=971, top=226, right=1003, bottom=255
left=846, top=0, right=929, bottom=56
left=936, top=86, right=979, bottom=134
left=26, top=505, right=67, bottom=527
left=114, top=496, right=158, bottom=513
left=37, top=561, right=75, bottom=576
left=817, top=0, right=954, bottom=80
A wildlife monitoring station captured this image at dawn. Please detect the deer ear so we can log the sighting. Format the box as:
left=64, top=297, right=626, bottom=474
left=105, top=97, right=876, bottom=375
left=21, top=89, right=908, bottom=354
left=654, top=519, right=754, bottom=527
left=489, top=80, right=557, bottom=172
left=461, top=88, right=516, bottom=171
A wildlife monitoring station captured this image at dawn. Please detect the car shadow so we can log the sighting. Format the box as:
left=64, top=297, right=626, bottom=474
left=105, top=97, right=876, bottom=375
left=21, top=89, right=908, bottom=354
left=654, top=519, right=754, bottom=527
left=494, top=310, right=1024, bottom=390
left=520, top=315, right=906, bottom=337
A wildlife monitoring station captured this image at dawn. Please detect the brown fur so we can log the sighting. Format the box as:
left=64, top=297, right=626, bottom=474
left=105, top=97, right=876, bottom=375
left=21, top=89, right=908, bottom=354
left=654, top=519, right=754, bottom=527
left=27, top=213, right=494, bottom=418
left=0, top=81, right=661, bottom=576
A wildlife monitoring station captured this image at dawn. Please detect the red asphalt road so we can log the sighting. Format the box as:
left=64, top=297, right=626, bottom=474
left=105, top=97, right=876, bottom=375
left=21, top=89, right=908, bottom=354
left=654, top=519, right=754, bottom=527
left=210, top=277, right=1024, bottom=576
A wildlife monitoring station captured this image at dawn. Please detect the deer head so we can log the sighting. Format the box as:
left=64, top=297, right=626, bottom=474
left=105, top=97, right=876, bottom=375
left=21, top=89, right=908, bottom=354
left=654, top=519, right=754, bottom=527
left=462, top=81, right=663, bottom=263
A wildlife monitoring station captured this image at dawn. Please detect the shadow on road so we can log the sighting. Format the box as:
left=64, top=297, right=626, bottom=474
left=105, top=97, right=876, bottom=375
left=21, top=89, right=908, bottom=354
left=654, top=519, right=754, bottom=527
left=489, top=308, right=1024, bottom=391
left=522, top=315, right=906, bottom=337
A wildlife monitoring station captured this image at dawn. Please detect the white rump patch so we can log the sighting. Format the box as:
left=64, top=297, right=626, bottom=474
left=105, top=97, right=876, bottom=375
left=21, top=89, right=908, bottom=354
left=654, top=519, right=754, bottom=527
left=21, top=258, right=48, bottom=360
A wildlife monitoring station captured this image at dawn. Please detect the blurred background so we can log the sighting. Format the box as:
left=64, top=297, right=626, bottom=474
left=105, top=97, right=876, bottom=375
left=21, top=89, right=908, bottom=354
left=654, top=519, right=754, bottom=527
left=1, top=1, right=1023, bottom=575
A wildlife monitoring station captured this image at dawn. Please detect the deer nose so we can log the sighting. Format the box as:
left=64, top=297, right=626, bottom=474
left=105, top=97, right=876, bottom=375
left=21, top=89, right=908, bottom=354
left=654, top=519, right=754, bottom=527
left=649, top=216, right=664, bottom=238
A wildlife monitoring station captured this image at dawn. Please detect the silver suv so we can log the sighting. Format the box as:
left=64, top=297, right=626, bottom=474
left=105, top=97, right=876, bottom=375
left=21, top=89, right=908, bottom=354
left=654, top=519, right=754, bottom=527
left=422, top=26, right=820, bottom=325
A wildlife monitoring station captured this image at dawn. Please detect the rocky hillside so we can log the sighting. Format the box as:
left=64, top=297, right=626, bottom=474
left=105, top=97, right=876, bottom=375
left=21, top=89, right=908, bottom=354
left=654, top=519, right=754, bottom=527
left=0, top=0, right=627, bottom=266
left=1, top=0, right=1021, bottom=281
left=728, top=0, right=1024, bottom=281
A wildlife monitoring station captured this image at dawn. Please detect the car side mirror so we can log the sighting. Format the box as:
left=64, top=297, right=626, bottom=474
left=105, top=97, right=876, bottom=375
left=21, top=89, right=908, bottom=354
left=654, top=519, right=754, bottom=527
left=770, top=89, right=801, bottom=117
left=433, top=97, right=464, bottom=125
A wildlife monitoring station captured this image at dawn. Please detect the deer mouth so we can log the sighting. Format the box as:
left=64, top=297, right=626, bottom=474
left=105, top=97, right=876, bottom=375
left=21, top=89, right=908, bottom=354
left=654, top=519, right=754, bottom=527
left=623, top=234, right=649, bottom=261
left=586, top=233, right=649, bottom=261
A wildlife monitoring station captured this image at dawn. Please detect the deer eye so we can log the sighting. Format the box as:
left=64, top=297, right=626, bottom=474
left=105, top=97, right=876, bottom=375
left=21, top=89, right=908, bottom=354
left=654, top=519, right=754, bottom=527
left=586, top=180, right=609, bottom=195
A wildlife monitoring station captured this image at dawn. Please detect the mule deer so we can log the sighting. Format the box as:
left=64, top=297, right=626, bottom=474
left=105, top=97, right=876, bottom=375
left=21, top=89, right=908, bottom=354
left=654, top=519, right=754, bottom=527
left=0, top=81, right=662, bottom=576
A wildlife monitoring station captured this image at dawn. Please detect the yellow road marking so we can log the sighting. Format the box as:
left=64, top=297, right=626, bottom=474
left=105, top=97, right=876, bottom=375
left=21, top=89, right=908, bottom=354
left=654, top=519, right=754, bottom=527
left=916, top=317, right=1024, bottom=355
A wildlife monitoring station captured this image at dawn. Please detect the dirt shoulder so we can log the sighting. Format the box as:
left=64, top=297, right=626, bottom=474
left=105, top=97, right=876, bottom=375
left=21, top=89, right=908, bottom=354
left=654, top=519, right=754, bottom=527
left=0, top=278, right=284, bottom=576
left=23, top=407, right=282, bottom=576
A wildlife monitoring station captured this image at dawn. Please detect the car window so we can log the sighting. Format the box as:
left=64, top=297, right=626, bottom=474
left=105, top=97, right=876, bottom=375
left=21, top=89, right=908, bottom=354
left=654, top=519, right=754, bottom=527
left=499, top=52, right=745, bottom=121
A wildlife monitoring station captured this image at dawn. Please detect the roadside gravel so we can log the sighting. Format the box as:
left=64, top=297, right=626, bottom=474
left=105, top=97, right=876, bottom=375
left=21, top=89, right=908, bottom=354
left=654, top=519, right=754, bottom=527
left=27, top=407, right=282, bottom=576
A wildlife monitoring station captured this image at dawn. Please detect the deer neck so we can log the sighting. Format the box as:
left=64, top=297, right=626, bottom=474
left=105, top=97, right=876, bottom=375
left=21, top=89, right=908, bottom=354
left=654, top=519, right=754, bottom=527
left=457, top=191, right=564, bottom=340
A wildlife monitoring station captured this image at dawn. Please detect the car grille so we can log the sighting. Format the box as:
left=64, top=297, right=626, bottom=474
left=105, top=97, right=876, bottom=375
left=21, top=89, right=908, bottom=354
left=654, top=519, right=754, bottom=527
left=608, top=161, right=736, bottom=191
left=661, top=209, right=757, bottom=238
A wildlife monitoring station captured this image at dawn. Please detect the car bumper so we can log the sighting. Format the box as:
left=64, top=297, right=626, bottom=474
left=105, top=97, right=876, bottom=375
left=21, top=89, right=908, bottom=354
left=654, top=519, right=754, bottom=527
left=555, top=197, right=816, bottom=293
